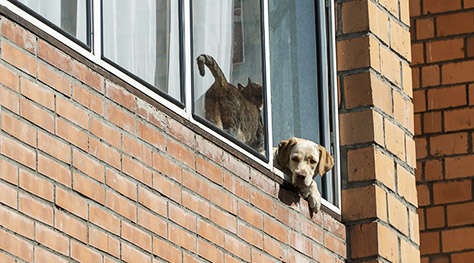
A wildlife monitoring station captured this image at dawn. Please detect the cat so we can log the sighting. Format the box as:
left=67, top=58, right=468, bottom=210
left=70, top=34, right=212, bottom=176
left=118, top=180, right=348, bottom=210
left=197, top=54, right=264, bottom=152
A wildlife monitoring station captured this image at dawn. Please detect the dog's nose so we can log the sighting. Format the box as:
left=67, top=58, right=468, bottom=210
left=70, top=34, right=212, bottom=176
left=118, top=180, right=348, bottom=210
left=295, top=173, right=305, bottom=181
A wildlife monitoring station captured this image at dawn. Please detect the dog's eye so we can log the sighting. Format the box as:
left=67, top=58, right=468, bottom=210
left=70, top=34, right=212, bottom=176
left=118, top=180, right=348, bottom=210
left=309, top=159, right=317, bottom=164
left=291, top=156, right=299, bottom=162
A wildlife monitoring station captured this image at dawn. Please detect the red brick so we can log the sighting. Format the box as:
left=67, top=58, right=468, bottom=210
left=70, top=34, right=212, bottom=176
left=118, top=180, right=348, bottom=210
left=72, top=60, right=104, bottom=93
left=437, top=12, right=474, bottom=37
left=153, top=237, right=182, bottom=263
left=426, top=38, right=464, bottom=63
left=427, top=85, right=466, bottom=110
left=347, top=147, right=395, bottom=190
left=21, top=77, right=54, bottom=110
left=137, top=121, right=166, bottom=151
left=90, top=205, right=120, bottom=235
left=136, top=100, right=167, bottom=130
left=0, top=228, right=33, bottom=261
left=238, top=202, right=263, bottom=230
left=38, top=131, right=71, bottom=164
left=153, top=172, right=181, bottom=203
left=433, top=180, right=471, bottom=205
left=138, top=186, right=167, bottom=217
left=89, top=227, right=120, bottom=258
left=225, top=234, right=251, bottom=262
left=300, top=217, right=323, bottom=245
left=55, top=187, right=88, bottom=219
left=415, top=137, right=427, bottom=159
left=263, top=235, right=287, bottom=262
left=169, top=202, right=197, bottom=232
left=444, top=107, right=474, bottom=132
left=72, top=149, right=103, bottom=182
left=57, top=96, right=88, bottom=129
left=0, top=206, right=34, bottom=239
left=421, top=65, right=440, bottom=87
left=20, top=98, right=54, bottom=133
left=411, top=43, right=424, bottom=65
left=167, top=117, right=195, bottom=147
left=38, top=62, right=71, bottom=95
left=105, top=80, right=135, bottom=112
left=312, top=244, right=335, bottom=263
left=423, top=0, right=461, bottom=14
left=106, top=103, right=135, bottom=134
left=413, top=90, right=426, bottom=113
left=342, top=185, right=387, bottom=221
left=184, top=252, right=202, bottom=263
left=430, top=132, right=468, bottom=156
left=196, top=136, right=223, bottom=164
left=1, top=19, right=35, bottom=53
left=152, top=152, right=181, bottom=182
left=198, top=238, right=224, bottom=263
left=390, top=19, right=411, bottom=59
left=0, top=158, right=17, bottom=185
left=442, top=227, right=474, bottom=252
left=339, top=110, right=384, bottom=146
left=452, top=251, right=474, bottom=263
left=56, top=118, right=88, bottom=151
left=442, top=60, right=474, bottom=85
left=418, top=208, right=426, bottom=231
left=425, top=159, right=443, bottom=181
left=73, top=82, right=104, bottom=115
left=447, top=202, right=474, bottom=227
left=252, top=250, right=277, bottom=263
left=197, top=218, right=224, bottom=247
left=106, top=190, right=136, bottom=222
left=1, top=136, right=35, bottom=170
left=169, top=224, right=197, bottom=252
left=336, top=36, right=372, bottom=71
left=106, top=169, right=137, bottom=200
left=89, top=137, right=121, bottom=170
left=122, top=221, right=152, bottom=252
left=0, top=85, right=20, bottom=114
left=341, top=0, right=368, bottom=34
left=73, top=172, right=104, bottom=204
left=55, top=210, right=87, bottom=242
left=251, top=189, right=275, bottom=216
left=417, top=184, right=431, bottom=207
left=423, top=111, right=442, bottom=134
left=38, top=40, right=71, bottom=73
left=222, top=153, right=250, bottom=181
left=470, top=84, right=474, bottom=105
left=37, top=154, right=71, bottom=187
left=288, top=231, right=312, bottom=257
left=182, top=169, right=210, bottom=199
left=89, top=116, right=121, bottom=149
left=36, top=224, right=69, bottom=255
left=123, top=156, right=152, bottom=186
left=0, top=64, right=19, bottom=91
left=238, top=221, right=262, bottom=249
left=263, top=216, right=287, bottom=244
left=35, top=247, right=68, bottom=263
left=138, top=208, right=167, bottom=238
left=122, top=242, right=150, bottom=263
left=182, top=190, right=209, bottom=218
left=210, top=205, right=237, bottom=233
left=1, top=41, right=36, bottom=76
left=210, top=187, right=237, bottom=215
left=71, top=240, right=102, bottom=263
left=123, top=135, right=152, bottom=166
left=167, top=139, right=194, bottom=169
left=325, top=233, right=346, bottom=257
left=446, top=155, right=474, bottom=179
left=224, top=173, right=250, bottom=202
left=19, top=169, right=53, bottom=201
left=344, top=72, right=392, bottom=114
left=250, top=169, right=276, bottom=197
left=426, top=206, right=445, bottom=229
left=1, top=112, right=36, bottom=147
left=324, top=215, right=346, bottom=241
left=416, top=18, right=435, bottom=39
left=409, top=209, right=420, bottom=244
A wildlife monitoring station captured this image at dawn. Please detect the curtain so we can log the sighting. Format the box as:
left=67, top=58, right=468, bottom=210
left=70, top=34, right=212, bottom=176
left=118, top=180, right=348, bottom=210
left=192, top=0, right=234, bottom=117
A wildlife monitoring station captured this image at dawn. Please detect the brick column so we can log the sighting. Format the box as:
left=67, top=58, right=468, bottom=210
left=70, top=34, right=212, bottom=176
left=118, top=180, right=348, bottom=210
left=410, top=0, right=474, bottom=261
left=337, top=0, right=420, bottom=262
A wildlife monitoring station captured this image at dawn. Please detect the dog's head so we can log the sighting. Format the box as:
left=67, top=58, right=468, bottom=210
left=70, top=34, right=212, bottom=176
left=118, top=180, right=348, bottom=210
left=238, top=78, right=263, bottom=110
left=277, top=137, right=334, bottom=188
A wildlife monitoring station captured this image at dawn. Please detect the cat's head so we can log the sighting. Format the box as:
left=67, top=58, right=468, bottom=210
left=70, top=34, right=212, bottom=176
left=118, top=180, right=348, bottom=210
left=238, top=77, right=263, bottom=110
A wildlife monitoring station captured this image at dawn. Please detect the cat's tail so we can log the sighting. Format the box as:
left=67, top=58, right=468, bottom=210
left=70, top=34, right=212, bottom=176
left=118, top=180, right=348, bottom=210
left=197, top=54, right=228, bottom=85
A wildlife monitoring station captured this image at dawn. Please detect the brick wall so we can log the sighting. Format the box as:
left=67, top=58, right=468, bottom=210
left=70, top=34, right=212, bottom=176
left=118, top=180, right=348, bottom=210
left=410, top=0, right=474, bottom=262
left=337, top=0, right=420, bottom=262
left=0, top=9, right=347, bottom=263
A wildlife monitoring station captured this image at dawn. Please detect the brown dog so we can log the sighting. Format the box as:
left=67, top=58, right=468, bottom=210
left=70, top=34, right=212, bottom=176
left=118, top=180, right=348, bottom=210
left=197, top=54, right=264, bottom=152
left=274, top=137, right=334, bottom=212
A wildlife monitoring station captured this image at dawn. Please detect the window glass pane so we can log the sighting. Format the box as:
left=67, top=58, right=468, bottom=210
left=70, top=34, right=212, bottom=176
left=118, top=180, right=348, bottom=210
left=192, top=0, right=266, bottom=154
left=269, top=0, right=320, bottom=146
left=16, top=0, right=88, bottom=44
left=102, top=0, right=181, bottom=102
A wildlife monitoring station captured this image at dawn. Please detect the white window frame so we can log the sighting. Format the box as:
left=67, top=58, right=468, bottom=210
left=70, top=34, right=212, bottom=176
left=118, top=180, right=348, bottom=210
left=0, top=0, right=341, bottom=213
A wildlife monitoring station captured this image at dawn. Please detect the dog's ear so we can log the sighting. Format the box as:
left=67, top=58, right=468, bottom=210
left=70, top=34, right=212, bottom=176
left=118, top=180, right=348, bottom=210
left=247, top=77, right=252, bottom=87
left=316, top=145, right=334, bottom=177
left=238, top=83, right=244, bottom=90
left=277, top=137, right=298, bottom=168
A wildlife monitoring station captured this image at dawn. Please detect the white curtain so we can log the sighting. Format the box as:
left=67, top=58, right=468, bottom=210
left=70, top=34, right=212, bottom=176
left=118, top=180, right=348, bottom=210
left=193, top=0, right=234, bottom=116
left=103, top=0, right=180, bottom=100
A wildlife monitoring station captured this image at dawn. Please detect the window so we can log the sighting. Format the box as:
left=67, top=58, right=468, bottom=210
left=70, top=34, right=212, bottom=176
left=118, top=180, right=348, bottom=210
left=4, top=0, right=340, bottom=211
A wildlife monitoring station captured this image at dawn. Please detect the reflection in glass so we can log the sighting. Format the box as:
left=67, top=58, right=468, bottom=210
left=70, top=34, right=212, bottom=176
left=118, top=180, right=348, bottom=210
left=102, top=0, right=181, bottom=101
left=17, top=0, right=88, bottom=44
left=192, top=0, right=266, bottom=154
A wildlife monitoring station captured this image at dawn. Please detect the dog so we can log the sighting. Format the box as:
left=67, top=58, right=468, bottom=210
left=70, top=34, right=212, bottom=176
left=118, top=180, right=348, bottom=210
left=273, top=137, right=334, bottom=213
left=197, top=54, right=264, bottom=152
